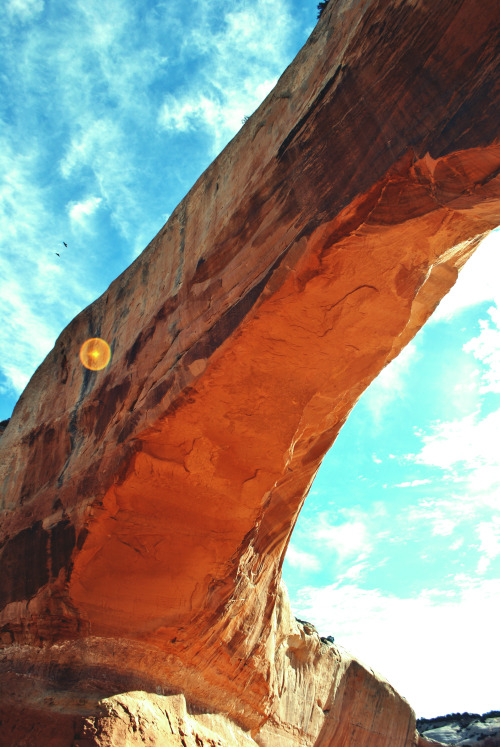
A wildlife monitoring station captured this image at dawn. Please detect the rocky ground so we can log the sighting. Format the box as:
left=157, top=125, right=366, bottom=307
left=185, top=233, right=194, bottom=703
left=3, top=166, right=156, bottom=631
left=418, top=712, right=500, bottom=746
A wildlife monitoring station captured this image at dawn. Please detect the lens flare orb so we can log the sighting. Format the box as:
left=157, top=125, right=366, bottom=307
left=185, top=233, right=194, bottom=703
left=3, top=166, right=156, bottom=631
left=79, top=338, right=111, bottom=371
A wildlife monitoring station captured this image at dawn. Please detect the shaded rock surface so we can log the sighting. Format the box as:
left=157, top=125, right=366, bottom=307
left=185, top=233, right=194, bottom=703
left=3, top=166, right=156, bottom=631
left=1, top=0, right=499, bottom=744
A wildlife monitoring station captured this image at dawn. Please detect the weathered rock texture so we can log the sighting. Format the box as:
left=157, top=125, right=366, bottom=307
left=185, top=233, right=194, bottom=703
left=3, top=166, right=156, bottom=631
left=1, top=0, right=499, bottom=744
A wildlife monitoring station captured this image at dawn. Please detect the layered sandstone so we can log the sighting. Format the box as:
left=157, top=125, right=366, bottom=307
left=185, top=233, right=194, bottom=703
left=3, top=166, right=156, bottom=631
left=1, top=0, right=499, bottom=744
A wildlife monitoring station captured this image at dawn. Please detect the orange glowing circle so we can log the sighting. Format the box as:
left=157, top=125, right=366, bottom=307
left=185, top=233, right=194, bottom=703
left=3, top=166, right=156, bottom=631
left=79, top=338, right=111, bottom=371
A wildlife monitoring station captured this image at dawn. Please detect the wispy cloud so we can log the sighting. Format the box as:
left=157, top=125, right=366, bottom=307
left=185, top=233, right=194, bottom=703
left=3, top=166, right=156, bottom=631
left=476, top=518, right=500, bottom=574
left=68, top=195, right=102, bottom=229
left=0, top=279, right=58, bottom=393
left=0, top=0, right=300, bottom=413
left=6, top=0, right=43, bottom=21
left=400, top=369, right=500, bottom=546
left=310, top=515, right=371, bottom=563
left=412, top=410, right=500, bottom=480
left=402, top=266, right=500, bottom=509
left=159, top=95, right=219, bottom=134
left=158, top=0, right=294, bottom=155
left=463, top=305, right=500, bottom=394
left=60, top=117, right=141, bottom=241
left=405, top=498, right=462, bottom=537
left=0, top=1, right=166, bottom=401
left=394, top=478, right=431, bottom=488
left=0, top=136, right=90, bottom=397
left=362, top=342, right=420, bottom=426
left=285, top=544, right=321, bottom=573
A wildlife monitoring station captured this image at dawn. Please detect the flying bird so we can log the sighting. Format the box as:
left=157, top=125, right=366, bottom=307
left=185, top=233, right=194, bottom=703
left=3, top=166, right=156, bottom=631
left=62, top=241, right=68, bottom=248
left=55, top=252, right=60, bottom=257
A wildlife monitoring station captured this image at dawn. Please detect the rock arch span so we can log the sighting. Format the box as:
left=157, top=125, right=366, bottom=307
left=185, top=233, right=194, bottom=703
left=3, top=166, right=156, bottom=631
left=1, top=0, right=499, bottom=744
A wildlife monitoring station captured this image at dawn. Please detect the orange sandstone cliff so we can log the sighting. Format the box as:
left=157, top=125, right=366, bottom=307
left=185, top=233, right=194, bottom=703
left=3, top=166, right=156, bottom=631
left=1, top=0, right=499, bottom=744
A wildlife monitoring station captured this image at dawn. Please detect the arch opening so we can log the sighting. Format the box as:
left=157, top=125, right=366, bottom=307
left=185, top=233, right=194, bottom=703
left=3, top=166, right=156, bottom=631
left=284, top=229, right=500, bottom=718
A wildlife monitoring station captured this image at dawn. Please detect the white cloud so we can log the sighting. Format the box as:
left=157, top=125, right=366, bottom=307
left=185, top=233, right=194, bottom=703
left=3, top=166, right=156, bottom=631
left=0, top=0, right=300, bottom=406
left=463, top=305, right=500, bottom=393
left=292, top=578, right=500, bottom=717
left=311, top=517, right=370, bottom=562
left=339, top=561, right=369, bottom=582
left=285, top=544, right=321, bottom=572
left=399, top=401, right=500, bottom=546
left=394, top=479, right=431, bottom=488
left=413, top=409, right=500, bottom=476
left=0, top=139, right=87, bottom=394
left=0, top=277, right=60, bottom=392
left=403, top=282, right=500, bottom=511
left=0, top=128, right=107, bottom=397
left=476, top=518, right=500, bottom=574
left=60, top=119, right=139, bottom=239
left=68, top=195, right=102, bottom=228
left=405, top=498, right=464, bottom=538
left=431, top=517, right=456, bottom=537
left=60, top=119, right=128, bottom=181
left=158, top=0, right=294, bottom=155
left=431, top=229, right=500, bottom=321
left=24, top=1, right=174, bottom=245
left=159, top=95, right=221, bottom=134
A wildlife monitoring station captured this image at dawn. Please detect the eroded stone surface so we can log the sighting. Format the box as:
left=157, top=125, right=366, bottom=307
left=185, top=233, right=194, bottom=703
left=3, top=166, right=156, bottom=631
left=1, top=0, right=498, bottom=744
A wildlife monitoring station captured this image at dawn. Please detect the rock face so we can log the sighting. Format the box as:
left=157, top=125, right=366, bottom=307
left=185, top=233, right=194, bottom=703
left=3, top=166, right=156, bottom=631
left=1, top=0, right=499, bottom=744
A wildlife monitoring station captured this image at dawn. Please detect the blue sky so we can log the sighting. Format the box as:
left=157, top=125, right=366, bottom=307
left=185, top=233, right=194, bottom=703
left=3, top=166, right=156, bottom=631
left=1, top=0, right=499, bottom=720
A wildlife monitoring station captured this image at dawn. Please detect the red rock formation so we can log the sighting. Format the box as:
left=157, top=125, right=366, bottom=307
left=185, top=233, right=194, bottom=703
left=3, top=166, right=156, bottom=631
left=1, top=0, right=498, bottom=744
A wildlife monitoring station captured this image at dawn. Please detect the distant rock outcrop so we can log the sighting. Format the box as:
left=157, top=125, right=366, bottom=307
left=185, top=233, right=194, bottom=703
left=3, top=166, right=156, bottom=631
left=418, top=712, right=500, bottom=746
left=1, top=0, right=499, bottom=744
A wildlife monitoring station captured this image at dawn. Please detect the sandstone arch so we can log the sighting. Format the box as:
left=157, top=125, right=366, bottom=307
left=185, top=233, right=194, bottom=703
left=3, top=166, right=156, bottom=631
left=1, top=0, right=499, bottom=744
